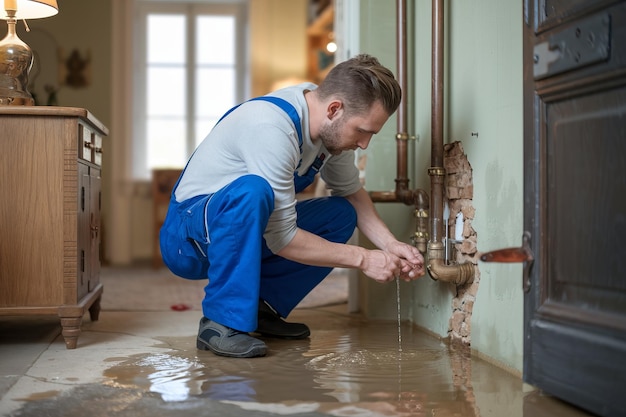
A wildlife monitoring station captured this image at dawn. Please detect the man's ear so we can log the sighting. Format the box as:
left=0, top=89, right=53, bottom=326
left=327, top=100, right=343, bottom=120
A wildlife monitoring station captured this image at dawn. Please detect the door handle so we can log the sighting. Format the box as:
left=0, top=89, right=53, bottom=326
left=480, top=231, right=534, bottom=293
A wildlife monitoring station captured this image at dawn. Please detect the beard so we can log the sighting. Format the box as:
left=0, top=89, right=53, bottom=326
left=318, top=117, right=346, bottom=155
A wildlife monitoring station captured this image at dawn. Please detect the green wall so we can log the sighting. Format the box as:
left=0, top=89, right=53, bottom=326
left=446, top=0, right=524, bottom=372
left=355, top=0, right=421, bottom=320
left=357, top=0, right=524, bottom=373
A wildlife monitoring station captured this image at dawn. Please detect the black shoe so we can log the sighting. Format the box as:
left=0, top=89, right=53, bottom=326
left=197, top=317, right=267, bottom=358
left=255, top=300, right=310, bottom=339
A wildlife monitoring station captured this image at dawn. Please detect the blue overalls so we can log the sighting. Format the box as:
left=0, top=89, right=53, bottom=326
left=160, top=96, right=357, bottom=332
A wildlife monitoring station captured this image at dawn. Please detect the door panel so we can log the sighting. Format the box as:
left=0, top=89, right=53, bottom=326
left=540, top=0, right=617, bottom=28
left=89, top=167, right=102, bottom=292
left=524, top=1, right=626, bottom=416
left=548, top=86, right=626, bottom=321
left=77, top=163, right=90, bottom=300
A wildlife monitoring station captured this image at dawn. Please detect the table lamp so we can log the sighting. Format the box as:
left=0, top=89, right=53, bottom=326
left=0, top=0, right=58, bottom=105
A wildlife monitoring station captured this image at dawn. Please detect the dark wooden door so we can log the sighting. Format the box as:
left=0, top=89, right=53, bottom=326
left=523, top=1, right=626, bottom=416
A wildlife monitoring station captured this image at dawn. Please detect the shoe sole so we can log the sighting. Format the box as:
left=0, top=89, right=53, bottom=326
left=196, top=338, right=267, bottom=358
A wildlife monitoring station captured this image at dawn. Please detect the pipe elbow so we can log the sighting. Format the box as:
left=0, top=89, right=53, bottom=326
left=395, top=187, right=430, bottom=208
left=413, top=188, right=429, bottom=211
left=395, top=186, right=413, bottom=205
left=427, top=257, right=474, bottom=285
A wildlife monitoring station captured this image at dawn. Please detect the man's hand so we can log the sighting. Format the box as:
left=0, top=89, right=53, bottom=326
left=360, top=249, right=404, bottom=283
left=360, top=243, right=425, bottom=284
left=385, top=241, right=425, bottom=281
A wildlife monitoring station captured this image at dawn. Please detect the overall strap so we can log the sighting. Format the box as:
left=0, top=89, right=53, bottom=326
left=172, top=95, right=304, bottom=195
left=250, top=96, right=303, bottom=150
left=216, top=96, right=303, bottom=150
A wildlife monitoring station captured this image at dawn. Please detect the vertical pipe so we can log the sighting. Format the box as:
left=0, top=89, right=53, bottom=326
left=426, top=0, right=474, bottom=285
left=368, top=0, right=431, bottom=256
left=395, top=0, right=409, bottom=195
left=430, top=0, right=445, bottom=245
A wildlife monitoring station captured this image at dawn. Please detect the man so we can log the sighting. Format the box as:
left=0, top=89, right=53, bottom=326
left=160, top=54, right=425, bottom=358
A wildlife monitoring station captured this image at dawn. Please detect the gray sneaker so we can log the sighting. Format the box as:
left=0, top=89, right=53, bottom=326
left=197, top=317, right=267, bottom=358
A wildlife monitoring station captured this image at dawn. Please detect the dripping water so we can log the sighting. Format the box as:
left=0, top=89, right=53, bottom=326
left=396, top=276, right=402, bottom=353
left=396, top=276, right=403, bottom=405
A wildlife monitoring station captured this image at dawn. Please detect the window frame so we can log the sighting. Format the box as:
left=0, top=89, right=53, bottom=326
left=132, top=1, right=248, bottom=179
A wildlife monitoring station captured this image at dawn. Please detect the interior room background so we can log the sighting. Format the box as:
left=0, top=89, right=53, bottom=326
left=21, top=0, right=524, bottom=378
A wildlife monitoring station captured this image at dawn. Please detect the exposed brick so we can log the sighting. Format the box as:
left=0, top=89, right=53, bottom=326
left=444, top=157, right=465, bottom=174
left=462, top=205, right=476, bottom=220
left=450, top=310, right=465, bottom=332
left=459, top=184, right=474, bottom=199
left=466, top=282, right=479, bottom=297
left=443, top=141, right=478, bottom=347
left=459, top=321, right=470, bottom=337
left=447, top=186, right=462, bottom=199
left=459, top=237, right=477, bottom=254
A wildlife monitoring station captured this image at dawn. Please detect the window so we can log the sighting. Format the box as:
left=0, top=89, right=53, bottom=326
left=133, top=1, right=247, bottom=179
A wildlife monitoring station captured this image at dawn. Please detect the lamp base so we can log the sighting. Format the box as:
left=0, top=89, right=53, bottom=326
left=0, top=95, right=33, bottom=105
left=0, top=15, right=35, bottom=106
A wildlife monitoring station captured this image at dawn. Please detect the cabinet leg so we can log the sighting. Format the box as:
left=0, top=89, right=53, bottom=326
left=89, top=296, right=101, bottom=321
left=59, top=315, right=83, bottom=349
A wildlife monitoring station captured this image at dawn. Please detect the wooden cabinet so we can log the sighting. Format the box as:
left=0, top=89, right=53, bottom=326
left=0, top=107, right=108, bottom=349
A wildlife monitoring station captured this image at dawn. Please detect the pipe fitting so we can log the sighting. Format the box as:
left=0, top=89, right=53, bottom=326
left=428, top=167, right=446, bottom=177
left=411, top=232, right=428, bottom=254
left=413, top=206, right=429, bottom=253
left=427, top=257, right=475, bottom=285
left=396, top=132, right=410, bottom=140
left=426, top=241, right=474, bottom=285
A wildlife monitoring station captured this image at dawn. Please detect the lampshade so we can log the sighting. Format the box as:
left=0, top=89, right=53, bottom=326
left=0, top=0, right=59, bottom=105
left=2, top=0, right=58, bottom=19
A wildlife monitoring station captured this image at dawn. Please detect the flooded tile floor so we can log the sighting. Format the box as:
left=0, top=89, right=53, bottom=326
left=0, top=305, right=596, bottom=417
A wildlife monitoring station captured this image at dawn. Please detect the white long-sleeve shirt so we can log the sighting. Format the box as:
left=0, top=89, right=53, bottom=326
left=174, top=83, right=362, bottom=253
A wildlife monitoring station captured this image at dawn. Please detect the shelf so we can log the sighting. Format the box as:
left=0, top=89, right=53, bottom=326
left=307, top=4, right=333, bottom=36
left=306, top=4, right=334, bottom=83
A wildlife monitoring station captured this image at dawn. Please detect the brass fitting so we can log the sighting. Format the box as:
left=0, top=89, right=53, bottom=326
left=426, top=241, right=475, bottom=285
left=427, top=258, right=474, bottom=285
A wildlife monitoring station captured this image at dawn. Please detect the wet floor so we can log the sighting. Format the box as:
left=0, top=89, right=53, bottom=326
left=102, top=316, right=475, bottom=415
left=3, top=307, right=594, bottom=417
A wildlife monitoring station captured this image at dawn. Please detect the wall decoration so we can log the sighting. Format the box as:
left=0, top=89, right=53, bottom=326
left=58, top=47, right=91, bottom=88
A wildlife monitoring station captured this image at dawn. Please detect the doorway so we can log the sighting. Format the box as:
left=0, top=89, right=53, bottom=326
left=523, top=1, right=626, bottom=416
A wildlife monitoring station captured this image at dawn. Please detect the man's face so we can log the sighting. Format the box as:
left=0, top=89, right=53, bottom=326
left=319, top=100, right=390, bottom=155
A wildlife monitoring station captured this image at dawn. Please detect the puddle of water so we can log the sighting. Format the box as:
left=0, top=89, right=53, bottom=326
left=15, top=390, right=62, bottom=402
left=102, top=310, right=487, bottom=416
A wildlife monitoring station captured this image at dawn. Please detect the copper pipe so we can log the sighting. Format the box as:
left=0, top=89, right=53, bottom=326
left=426, top=0, right=474, bottom=285
left=395, top=0, right=409, bottom=197
left=429, top=0, right=445, bottom=245
left=369, top=0, right=411, bottom=204
left=368, top=0, right=429, bottom=253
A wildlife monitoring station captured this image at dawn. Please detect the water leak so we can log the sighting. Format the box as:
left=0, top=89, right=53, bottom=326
left=396, top=276, right=402, bottom=354
left=101, top=309, right=491, bottom=416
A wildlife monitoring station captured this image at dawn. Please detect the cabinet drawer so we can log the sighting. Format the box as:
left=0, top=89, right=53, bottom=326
left=79, top=124, right=93, bottom=162
left=93, top=134, right=103, bottom=166
left=78, top=124, right=103, bottom=166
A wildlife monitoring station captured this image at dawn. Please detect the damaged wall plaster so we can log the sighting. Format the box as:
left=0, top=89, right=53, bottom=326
left=444, top=141, right=480, bottom=345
